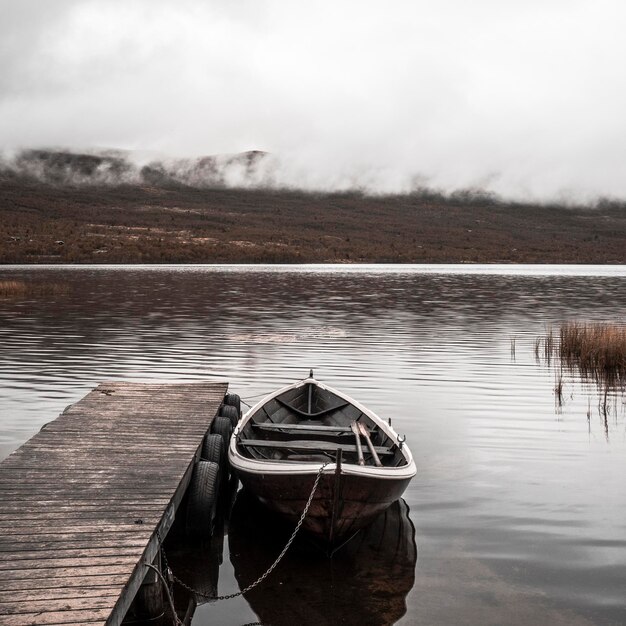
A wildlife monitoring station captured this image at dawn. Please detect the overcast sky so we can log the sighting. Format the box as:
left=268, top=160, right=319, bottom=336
left=1, top=0, right=626, bottom=200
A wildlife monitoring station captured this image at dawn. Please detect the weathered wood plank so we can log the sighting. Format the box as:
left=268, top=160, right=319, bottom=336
left=0, top=546, right=143, bottom=562
left=0, top=523, right=159, bottom=537
left=0, top=595, right=121, bottom=616
left=0, top=587, right=123, bottom=604
left=0, top=513, right=163, bottom=526
left=0, top=607, right=111, bottom=626
left=0, top=538, right=149, bottom=553
left=0, top=556, right=135, bottom=572
left=0, top=380, right=228, bottom=626
left=0, top=482, right=184, bottom=492
left=0, top=574, right=129, bottom=592
left=0, top=563, right=138, bottom=581
left=0, top=502, right=171, bottom=515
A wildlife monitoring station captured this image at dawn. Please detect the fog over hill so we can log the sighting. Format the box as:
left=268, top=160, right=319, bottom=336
left=0, top=148, right=272, bottom=189
left=2, top=2, right=626, bottom=203
left=2, top=148, right=625, bottom=211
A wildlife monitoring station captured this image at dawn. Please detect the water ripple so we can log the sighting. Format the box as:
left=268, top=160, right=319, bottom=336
left=1, top=265, right=625, bottom=624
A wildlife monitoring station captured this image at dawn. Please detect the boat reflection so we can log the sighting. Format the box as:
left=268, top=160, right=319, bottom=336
left=229, top=490, right=417, bottom=626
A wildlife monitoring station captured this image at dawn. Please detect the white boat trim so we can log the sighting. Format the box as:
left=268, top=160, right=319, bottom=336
left=229, top=376, right=417, bottom=479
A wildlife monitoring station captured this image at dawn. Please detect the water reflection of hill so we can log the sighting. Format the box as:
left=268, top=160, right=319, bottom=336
left=2, top=267, right=625, bottom=331
left=228, top=491, right=417, bottom=626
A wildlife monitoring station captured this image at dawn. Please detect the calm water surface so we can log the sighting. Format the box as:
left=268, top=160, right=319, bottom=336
left=1, top=265, right=625, bottom=625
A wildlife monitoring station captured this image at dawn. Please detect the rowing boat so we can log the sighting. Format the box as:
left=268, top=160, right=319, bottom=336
left=228, top=372, right=416, bottom=545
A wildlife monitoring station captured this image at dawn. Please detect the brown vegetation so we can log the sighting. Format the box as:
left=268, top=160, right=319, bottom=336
left=1, top=174, right=625, bottom=264
left=556, top=322, right=626, bottom=390
left=0, top=279, right=69, bottom=297
left=538, top=322, right=626, bottom=418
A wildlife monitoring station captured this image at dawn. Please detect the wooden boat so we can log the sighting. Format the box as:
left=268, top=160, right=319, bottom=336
left=228, top=372, right=416, bottom=545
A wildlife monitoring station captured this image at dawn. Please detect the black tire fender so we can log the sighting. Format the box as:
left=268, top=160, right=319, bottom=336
left=219, top=404, right=239, bottom=428
left=223, top=393, right=241, bottom=415
left=201, top=433, right=224, bottom=467
left=185, top=460, right=220, bottom=538
left=212, top=414, right=233, bottom=446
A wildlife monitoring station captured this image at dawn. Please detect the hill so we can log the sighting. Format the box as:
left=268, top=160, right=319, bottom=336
left=1, top=150, right=625, bottom=264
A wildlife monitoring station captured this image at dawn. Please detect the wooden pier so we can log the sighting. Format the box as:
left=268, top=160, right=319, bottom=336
left=0, top=380, right=228, bottom=625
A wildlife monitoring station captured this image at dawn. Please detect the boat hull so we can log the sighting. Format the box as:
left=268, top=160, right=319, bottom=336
left=229, top=375, right=416, bottom=545
left=234, top=466, right=412, bottom=543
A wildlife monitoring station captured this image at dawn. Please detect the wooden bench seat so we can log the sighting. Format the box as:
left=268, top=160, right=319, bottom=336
left=251, top=422, right=372, bottom=434
left=275, top=398, right=349, bottom=418
left=238, top=438, right=393, bottom=456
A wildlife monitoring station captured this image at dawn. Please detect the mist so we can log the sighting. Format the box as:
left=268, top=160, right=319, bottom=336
left=1, top=0, right=626, bottom=201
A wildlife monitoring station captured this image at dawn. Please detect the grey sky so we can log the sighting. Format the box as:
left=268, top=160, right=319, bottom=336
left=1, top=0, right=625, bottom=200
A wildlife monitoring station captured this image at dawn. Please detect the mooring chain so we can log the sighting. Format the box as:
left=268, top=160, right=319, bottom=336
left=156, top=461, right=329, bottom=610
left=214, top=461, right=330, bottom=601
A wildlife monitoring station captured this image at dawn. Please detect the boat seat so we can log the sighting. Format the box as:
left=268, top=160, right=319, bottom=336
left=252, top=422, right=373, bottom=434
left=275, top=398, right=349, bottom=419
left=285, top=454, right=329, bottom=462
left=238, top=438, right=394, bottom=456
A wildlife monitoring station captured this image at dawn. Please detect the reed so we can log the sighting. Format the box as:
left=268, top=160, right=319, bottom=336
left=543, top=324, right=554, bottom=364
left=0, top=280, right=69, bottom=297
left=554, top=370, right=564, bottom=406
left=537, top=320, right=626, bottom=418
left=0, top=281, right=27, bottom=296
left=558, top=321, right=626, bottom=390
left=535, top=321, right=626, bottom=422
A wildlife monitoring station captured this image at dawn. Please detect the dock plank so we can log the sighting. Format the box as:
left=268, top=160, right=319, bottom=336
left=0, top=595, right=122, bottom=616
left=0, top=575, right=129, bottom=593
left=0, top=588, right=123, bottom=604
left=0, top=381, right=227, bottom=626
left=1, top=608, right=112, bottom=626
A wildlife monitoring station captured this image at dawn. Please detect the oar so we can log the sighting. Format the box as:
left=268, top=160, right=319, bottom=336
left=358, top=422, right=382, bottom=467
left=350, top=421, right=365, bottom=466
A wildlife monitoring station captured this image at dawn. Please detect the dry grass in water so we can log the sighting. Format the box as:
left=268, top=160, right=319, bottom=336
left=558, top=321, right=626, bottom=389
left=554, top=370, right=564, bottom=407
left=538, top=321, right=626, bottom=418
left=0, top=279, right=69, bottom=297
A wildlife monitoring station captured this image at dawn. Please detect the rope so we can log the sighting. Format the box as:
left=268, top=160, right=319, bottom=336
left=160, top=461, right=330, bottom=604
left=143, top=562, right=183, bottom=626
left=240, top=391, right=270, bottom=402
left=241, top=374, right=314, bottom=407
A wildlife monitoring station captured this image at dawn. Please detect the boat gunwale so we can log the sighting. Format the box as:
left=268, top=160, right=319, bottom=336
left=229, top=376, right=417, bottom=479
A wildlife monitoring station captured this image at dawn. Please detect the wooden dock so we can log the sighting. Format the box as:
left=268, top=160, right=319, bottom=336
left=0, top=380, right=228, bottom=626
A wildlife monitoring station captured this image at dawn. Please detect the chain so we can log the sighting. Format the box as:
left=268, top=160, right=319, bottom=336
left=215, top=461, right=329, bottom=600
left=159, top=461, right=329, bottom=605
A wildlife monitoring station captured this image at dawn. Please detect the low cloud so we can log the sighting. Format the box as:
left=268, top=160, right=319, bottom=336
left=1, top=0, right=626, bottom=202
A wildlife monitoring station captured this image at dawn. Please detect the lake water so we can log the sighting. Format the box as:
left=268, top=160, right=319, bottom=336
left=1, top=265, right=625, bottom=625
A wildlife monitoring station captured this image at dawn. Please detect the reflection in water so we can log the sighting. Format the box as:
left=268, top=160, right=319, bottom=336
left=158, top=476, right=240, bottom=624
left=228, top=491, right=416, bottom=626
left=1, top=265, right=626, bottom=624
